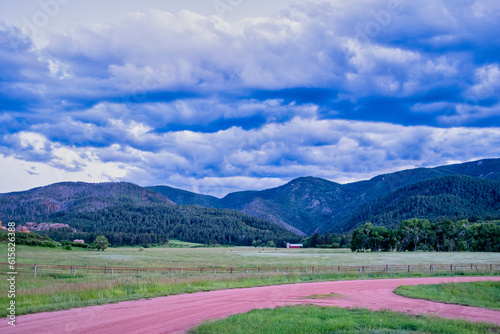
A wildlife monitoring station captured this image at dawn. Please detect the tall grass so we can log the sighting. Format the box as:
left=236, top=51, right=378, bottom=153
left=190, top=305, right=500, bottom=334
left=395, top=281, right=500, bottom=310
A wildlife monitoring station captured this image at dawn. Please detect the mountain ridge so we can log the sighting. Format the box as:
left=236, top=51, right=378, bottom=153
left=148, top=158, right=500, bottom=234
left=1, top=158, right=499, bottom=237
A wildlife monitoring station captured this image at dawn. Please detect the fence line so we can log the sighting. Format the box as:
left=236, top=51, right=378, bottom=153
left=1, top=262, right=499, bottom=277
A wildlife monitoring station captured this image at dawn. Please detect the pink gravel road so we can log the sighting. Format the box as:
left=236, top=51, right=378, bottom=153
left=2, top=276, right=500, bottom=334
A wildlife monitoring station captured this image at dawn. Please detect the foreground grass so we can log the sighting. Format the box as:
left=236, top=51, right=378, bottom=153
left=395, top=281, right=500, bottom=310
left=2, top=271, right=498, bottom=318
left=190, top=305, right=500, bottom=334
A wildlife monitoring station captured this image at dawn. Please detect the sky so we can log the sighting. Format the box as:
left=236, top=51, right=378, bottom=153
left=1, top=0, right=500, bottom=197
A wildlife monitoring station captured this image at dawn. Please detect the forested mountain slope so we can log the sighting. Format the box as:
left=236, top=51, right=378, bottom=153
left=0, top=182, right=298, bottom=246
left=0, top=182, right=173, bottom=222
left=48, top=204, right=299, bottom=247
left=2, top=159, right=499, bottom=240
left=150, top=159, right=500, bottom=234
left=339, top=175, right=500, bottom=232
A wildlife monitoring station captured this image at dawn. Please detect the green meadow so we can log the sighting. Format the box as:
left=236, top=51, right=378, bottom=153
left=190, top=305, right=500, bottom=334
left=7, top=243, right=500, bottom=268
left=395, top=281, right=500, bottom=310
left=1, top=243, right=499, bottom=317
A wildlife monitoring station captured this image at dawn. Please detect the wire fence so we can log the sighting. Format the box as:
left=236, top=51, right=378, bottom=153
left=1, top=262, right=499, bottom=277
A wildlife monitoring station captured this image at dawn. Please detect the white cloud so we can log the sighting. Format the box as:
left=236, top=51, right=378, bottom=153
left=5, top=117, right=500, bottom=197
left=2, top=0, right=500, bottom=197
left=467, top=64, right=500, bottom=101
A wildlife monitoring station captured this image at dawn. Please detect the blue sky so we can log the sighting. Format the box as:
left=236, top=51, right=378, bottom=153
left=1, top=0, right=500, bottom=197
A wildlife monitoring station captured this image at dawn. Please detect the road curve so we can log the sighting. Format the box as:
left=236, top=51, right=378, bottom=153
left=3, top=276, right=500, bottom=334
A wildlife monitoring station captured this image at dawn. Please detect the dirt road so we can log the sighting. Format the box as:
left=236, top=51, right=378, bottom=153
left=3, top=276, right=500, bottom=333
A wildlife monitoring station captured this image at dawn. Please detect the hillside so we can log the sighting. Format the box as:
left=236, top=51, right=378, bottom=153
left=147, top=185, right=222, bottom=208
left=0, top=182, right=173, bottom=222
left=49, top=204, right=298, bottom=247
left=220, top=177, right=345, bottom=236
left=339, top=175, right=500, bottom=231
left=0, top=182, right=298, bottom=246
left=150, top=158, right=500, bottom=234
left=2, top=158, right=499, bottom=239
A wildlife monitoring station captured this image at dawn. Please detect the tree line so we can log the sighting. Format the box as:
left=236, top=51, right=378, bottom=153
left=350, top=219, right=500, bottom=252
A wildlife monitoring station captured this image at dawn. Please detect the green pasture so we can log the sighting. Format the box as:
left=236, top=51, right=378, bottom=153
left=6, top=243, right=500, bottom=268
left=395, top=281, right=500, bottom=310
left=190, top=305, right=500, bottom=334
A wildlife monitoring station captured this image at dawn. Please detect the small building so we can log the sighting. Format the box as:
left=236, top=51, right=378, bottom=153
left=73, top=239, right=85, bottom=244
left=286, top=242, right=303, bottom=249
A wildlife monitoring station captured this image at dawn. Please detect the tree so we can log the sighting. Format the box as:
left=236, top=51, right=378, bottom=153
left=93, top=235, right=109, bottom=251
left=266, top=240, right=276, bottom=248
left=398, top=219, right=431, bottom=251
left=351, top=223, right=373, bottom=251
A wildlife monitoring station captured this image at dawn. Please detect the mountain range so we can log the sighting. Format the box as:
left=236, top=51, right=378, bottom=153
left=1, top=159, right=499, bottom=240
left=149, top=158, right=500, bottom=235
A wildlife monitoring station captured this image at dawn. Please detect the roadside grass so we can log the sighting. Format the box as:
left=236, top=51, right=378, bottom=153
left=189, top=305, right=500, bottom=334
left=394, top=281, right=500, bottom=310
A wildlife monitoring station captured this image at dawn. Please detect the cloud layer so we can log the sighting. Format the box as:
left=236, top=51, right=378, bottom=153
left=1, top=0, right=500, bottom=196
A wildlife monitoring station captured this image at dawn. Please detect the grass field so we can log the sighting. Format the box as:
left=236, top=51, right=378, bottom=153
left=6, top=243, right=500, bottom=268
left=1, top=243, right=499, bottom=317
left=189, top=305, right=500, bottom=334
left=395, top=281, right=500, bottom=310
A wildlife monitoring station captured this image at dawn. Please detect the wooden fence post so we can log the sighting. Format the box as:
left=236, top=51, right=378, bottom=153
left=34, top=264, right=37, bottom=277
left=111, top=268, right=113, bottom=276
left=408, top=265, right=410, bottom=273
left=230, top=268, right=233, bottom=274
